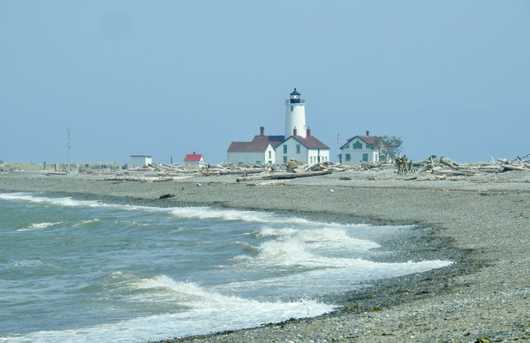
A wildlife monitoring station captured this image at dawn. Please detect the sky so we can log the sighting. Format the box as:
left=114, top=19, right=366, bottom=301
left=1, top=1, right=529, bottom=164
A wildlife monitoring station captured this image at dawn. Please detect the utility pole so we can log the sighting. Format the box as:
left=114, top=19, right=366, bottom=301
left=337, top=132, right=341, bottom=163
left=66, top=128, right=71, bottom=171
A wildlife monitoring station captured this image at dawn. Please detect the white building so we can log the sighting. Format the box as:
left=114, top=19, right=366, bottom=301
left=184, top=152, right=206, bottom=168
left=339, top=132, right=380, bottom=164
left=275, top=128, right=330, bottom=165
left=227, top=89, right=330, bottom=166
left=129, top=155, right=153, bottom=168
left=227, top=127, right=284, bottom=165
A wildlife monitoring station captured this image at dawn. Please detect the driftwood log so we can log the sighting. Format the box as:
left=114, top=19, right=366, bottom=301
left=236, top=170, right=332, bottom=182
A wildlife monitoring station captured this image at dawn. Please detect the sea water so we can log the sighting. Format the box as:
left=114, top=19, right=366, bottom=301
left=0, top=192, right=452, bottom=342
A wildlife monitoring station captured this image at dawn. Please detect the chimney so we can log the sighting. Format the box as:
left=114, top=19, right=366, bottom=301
left=366, top=130, right=370, bottom=136
left=293, top=128, right=298, bottom=136
left=306, top=128, right=311, bottom=137
left=259, top=126, right=265, bottom=136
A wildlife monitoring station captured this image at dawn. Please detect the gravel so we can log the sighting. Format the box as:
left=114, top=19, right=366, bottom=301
left=1, top=172, right=529, bottom=342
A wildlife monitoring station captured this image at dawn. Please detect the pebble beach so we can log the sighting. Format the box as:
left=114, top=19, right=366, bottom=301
left=0, top=170, right=529, bottom=342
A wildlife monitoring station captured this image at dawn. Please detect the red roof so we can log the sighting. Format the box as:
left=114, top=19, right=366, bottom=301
left=184, top=153, right=203, bottom=162
left=228, top=135, right=285, bottom=153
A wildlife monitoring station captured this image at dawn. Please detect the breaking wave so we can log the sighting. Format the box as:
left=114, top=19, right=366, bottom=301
left=17, top=222, right=62, bottom=232
left=0, top=193, right=373, bottom=228
left=258, top=226, right=381, bottom=250
left=74, top=218, right=100, bottom=227
left=0, top=275, right=335, bottom=343
left=237, top=227, right=451, bottom=271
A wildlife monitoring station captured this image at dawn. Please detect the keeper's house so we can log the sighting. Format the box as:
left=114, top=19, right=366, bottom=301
left=339, top=131, right=380, bottom=164
left=227, top=127, right=284, bottom=165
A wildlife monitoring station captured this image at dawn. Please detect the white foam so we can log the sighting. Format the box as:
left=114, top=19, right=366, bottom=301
left=73, top=218, right=100, bottom=227
left=0, top=275, right=335, bottom=343
left=0, top=193, right=372, bottom=229
left=223, top=259, right=453, bottom=298
left=238, top=228, right=451, bottom=271
left=17, top=222, right=62, bottom=232
left=258, top=226, right=381, bottom=251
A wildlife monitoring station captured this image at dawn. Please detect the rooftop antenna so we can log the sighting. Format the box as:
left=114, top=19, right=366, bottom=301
left=66, top=128, right=71, bottom=170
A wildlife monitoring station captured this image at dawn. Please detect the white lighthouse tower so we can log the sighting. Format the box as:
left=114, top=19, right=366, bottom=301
left=285, top=88, right=307, bottom=138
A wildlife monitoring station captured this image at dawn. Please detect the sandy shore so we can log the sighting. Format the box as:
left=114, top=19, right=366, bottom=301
left=0, top=171, right=529, bottom=342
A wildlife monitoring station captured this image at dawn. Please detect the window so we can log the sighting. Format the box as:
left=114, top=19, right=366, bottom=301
left=283, top=145, right=287, bottom=154
left=366, top=144, right=374, bottom=150
left=290, top=106, right=294, bottom=111
left=345, top=154, right=351, bottom=161
left=353, top=142, right=363, bottom=150
left=268, top=151, right=272, bottom=159
left=362, top=153, right=369, bottom=162
left=283, top=156, right=287, bottom=163
left=296, top=144, right=301, bottom=154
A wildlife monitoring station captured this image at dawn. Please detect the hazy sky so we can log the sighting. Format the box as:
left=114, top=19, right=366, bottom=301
left=1, top=1, right=529, bottom=163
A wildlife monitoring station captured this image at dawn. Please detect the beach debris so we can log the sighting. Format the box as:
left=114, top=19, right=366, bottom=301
left=395, top=155, right=415, bottom=175
left=474, top=338, right=492, bottom=343
left=236, top=170, right=332, bottom=182
left=286, top=160, right=300, bottom=173
left=406, top=154, right=530, bottom=181
left=158, top=193, right=175, bottom=200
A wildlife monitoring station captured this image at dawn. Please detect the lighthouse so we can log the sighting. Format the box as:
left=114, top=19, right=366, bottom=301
left=285, top=88, right=307, bottom=138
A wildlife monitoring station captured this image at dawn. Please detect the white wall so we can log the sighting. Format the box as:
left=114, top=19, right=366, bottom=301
left=339, top=138, right=379, bottom=164
left=275, top=138, right=330, bottom=165
left=184, top=159, right=206, bottom=168
left=285, top=102, right=307, bottom=138
left=129, top=156, right=152, bottom=168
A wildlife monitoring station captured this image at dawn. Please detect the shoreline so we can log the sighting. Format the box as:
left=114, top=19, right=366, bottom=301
left=1, top=173, right=529, bottom=342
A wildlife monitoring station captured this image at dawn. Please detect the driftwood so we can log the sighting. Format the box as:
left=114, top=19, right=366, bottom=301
left=236, top=170, right=331, bottom=182
left=500, top=164, right=527, bottom=172
left=200, top=169, right=265, bottom=176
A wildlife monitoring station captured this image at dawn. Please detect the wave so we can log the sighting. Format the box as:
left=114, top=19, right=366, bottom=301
left=1, top=275, right=335, bottom=343
left=17, top=222, right=62, bottom=232
left=258, top=226, right=381, bottom=250
left=73, top=218, right=100, bottom=227
left=238, top=227, right=451, bottom=271
left=0, top=259, right=46, bottom=272
left=235, top=226, right=381, bottom=268
left=0, top=193, right=377, bottom=229
left=240, top=237, right=451, bottom=269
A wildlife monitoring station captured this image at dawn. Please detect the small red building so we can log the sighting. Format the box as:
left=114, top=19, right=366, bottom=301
left=184, top=152, right=206, bottom=168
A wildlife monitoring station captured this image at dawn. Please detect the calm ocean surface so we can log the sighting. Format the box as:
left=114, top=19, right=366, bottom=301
left=0, top=192, right=451, bottom=342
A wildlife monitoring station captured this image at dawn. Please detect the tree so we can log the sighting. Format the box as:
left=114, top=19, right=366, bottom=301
left=377, top=136, right=403, bottom=161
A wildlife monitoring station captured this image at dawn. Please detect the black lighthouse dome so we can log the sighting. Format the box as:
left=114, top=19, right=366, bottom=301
left=289, top=88, right=303, bottom=103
